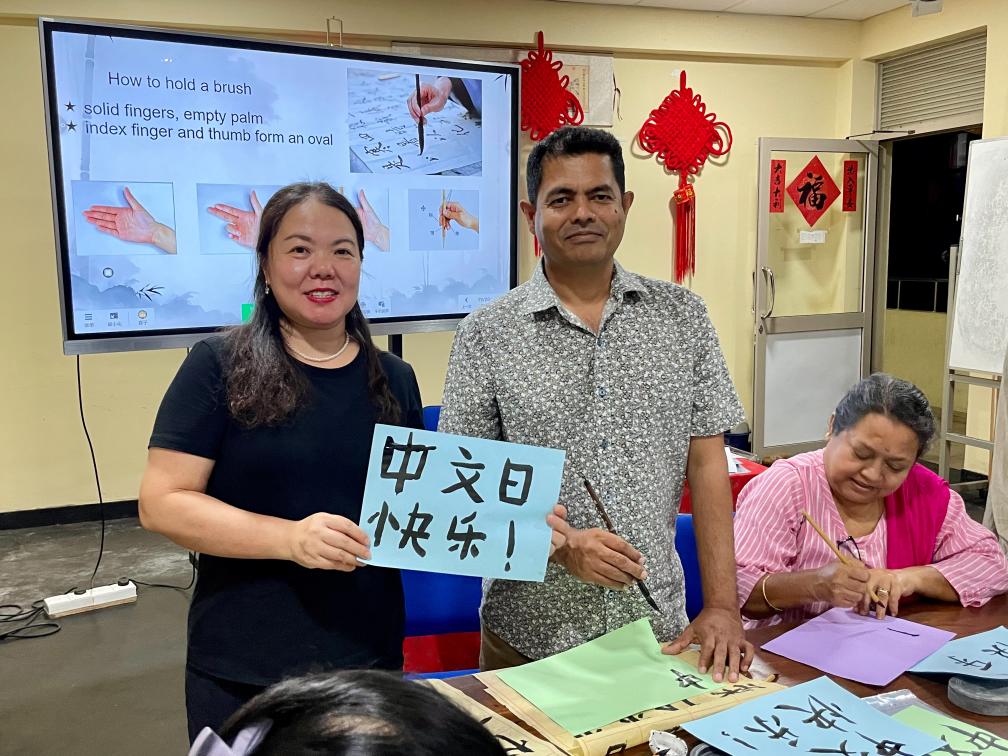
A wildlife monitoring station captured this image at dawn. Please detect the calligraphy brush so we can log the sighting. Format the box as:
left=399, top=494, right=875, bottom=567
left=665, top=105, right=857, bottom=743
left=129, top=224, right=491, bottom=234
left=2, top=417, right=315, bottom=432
left=441, top=188, right=447, bottom=248
left=801, top=510, right=881, bottom=603
left=415, top=73, right=425, bottom=155
left=582, top=478, right=662, bottom=613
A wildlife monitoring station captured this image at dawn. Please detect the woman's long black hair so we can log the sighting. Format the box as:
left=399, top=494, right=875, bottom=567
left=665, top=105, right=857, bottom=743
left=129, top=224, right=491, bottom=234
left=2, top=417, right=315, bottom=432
left=223, top=182, right=400, bottom=427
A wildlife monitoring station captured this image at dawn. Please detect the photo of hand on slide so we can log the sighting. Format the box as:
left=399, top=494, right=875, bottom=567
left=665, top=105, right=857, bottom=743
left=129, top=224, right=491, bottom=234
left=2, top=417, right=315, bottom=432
left=348, top=68, right=482, bottom=176
left=82, top=186, right=177, bottom=254
left=355, top=189, right=390, bottom=252
left=207, top=190, right=263, bottom=249
left=407, top=77, right=482, bottom=123
left=440, top=201, right=479, bottom=234
left=409, top=188, right=479, bottom=251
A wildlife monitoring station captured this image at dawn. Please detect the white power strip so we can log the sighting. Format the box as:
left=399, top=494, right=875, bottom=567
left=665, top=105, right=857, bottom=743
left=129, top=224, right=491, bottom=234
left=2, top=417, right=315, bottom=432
left=43, top=581, right=137, bottom=618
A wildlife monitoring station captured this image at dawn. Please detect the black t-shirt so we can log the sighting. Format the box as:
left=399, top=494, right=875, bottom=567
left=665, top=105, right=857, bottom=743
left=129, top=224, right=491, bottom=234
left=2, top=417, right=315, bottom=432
left=149, top=335, right=424, bottom=685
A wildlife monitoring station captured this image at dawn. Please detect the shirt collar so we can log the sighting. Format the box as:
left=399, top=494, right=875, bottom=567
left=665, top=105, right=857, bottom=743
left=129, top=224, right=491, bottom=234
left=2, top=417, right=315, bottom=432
left=519, top=258, right=649, bottom=316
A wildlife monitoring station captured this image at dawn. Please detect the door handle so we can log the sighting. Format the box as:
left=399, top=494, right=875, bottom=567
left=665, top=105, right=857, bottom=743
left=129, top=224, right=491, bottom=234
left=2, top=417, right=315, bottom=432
left=759, top=266, right=776, bottom=320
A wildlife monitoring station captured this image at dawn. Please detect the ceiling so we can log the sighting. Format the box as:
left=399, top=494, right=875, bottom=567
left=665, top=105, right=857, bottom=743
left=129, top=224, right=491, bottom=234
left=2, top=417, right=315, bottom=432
left=551, top=0, right=918, bottom=21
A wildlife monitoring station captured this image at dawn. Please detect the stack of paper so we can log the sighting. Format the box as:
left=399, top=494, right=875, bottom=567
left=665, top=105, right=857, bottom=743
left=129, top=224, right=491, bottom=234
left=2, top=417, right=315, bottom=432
left=684, top=677, right=944, bottom=756
left=725, top=446, right=745, bottom=474
left=910, top=626, right=1008, bottom=679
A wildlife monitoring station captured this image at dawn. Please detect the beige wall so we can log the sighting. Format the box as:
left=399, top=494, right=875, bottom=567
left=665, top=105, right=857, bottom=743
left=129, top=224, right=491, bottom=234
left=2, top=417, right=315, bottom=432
left=882, top=309, right=967, bottom=415
left=0, top=0, right=998, bottom=512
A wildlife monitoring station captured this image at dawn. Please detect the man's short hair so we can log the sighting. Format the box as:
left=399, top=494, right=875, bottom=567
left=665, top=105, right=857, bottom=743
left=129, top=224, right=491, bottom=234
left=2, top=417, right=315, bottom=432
left=526, top=127, right=626, bottom=206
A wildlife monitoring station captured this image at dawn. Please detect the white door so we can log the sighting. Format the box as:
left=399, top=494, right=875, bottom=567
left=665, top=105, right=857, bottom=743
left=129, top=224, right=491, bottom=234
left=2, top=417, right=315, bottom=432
left=753, top=138, right=878, bottom=458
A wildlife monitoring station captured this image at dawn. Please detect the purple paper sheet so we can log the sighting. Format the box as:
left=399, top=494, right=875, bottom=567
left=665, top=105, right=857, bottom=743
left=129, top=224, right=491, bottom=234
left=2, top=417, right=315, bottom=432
left=761, top=607, right=956, bottom=686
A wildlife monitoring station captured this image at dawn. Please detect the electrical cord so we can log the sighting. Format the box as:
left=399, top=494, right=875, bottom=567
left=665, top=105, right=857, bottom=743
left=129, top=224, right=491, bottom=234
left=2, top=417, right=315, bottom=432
left=131, top=552, right=198, bottom=591
left=0, top=602, right=58, bottom=641
left=0, top=357, right=107, bottom=643
left=79, top=351, right=198, bottom=591
left=0, top=586, right=79, bottom=642
left=77, top=355, right=105, bottom=590
left=2, top=350, right=199, bottom=643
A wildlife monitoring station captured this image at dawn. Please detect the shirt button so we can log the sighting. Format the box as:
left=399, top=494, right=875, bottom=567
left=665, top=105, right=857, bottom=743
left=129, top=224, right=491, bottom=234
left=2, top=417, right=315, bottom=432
left=600, top=438, right=609, bottom=450
left=597, top=337, right=605, bottom=348
left=598, top=386, right=608, bottom=398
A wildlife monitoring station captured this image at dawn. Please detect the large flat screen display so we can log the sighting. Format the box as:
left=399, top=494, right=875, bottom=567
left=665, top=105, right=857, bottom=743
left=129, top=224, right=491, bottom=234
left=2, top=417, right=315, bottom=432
left=40, top=19, right=518, bottom=354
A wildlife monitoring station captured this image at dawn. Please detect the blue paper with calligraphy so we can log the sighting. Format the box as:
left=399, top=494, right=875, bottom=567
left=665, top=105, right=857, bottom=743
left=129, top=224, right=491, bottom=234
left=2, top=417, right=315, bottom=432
left=359, top=424, right=565, bottom=581
left=683, top=676, right=943, bottom=756
left=909, top=626, right=1008, bottom=680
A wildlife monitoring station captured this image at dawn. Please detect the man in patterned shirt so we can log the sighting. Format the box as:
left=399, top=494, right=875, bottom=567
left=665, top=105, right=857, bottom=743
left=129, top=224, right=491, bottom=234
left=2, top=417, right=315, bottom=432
left=439, top=126, right=753, bottom=681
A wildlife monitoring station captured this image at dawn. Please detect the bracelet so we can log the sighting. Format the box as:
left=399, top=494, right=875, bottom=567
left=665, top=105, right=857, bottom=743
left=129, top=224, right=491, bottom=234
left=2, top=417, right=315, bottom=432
left=761, top=573, right=783, bottom=612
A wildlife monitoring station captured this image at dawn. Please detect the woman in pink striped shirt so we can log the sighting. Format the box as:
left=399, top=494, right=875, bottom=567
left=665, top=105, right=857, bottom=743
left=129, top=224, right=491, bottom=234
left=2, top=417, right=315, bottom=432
left=735, top=373, right=1008, bottom=628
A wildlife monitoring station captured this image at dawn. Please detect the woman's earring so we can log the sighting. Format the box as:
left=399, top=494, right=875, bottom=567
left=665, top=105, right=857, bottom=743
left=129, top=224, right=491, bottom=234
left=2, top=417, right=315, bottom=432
left=265, top=282, right=270, bottom=295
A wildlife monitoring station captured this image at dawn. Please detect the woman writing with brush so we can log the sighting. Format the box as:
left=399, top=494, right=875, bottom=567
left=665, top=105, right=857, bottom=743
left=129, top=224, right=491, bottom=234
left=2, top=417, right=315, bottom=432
left=733, top=374, right=1008, bottom=628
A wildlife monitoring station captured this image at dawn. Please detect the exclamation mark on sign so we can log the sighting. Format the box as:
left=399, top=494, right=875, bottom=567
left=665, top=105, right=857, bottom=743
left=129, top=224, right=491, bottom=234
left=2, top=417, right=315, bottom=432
left=505, top=520, right=515, bottom=572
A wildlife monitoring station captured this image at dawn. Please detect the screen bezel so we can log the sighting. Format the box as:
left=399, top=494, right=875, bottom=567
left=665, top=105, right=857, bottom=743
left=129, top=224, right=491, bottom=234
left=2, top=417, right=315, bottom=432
left=40, top=17, right=520, bottom=355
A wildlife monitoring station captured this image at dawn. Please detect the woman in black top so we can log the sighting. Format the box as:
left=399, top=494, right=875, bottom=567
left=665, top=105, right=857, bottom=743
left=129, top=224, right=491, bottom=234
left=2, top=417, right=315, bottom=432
left=139, top=183, right=425, bottom=741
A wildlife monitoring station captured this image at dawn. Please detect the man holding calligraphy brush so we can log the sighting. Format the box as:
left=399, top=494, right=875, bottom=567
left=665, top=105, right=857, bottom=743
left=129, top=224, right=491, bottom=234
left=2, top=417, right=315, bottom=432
left=439, top=126, right=753, bottom=680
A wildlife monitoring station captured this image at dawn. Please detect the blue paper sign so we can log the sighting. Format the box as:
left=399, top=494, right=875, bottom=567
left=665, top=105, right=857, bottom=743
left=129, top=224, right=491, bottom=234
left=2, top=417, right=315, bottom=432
left=910, top=626, right=1008, bottom=680
left=358, top=425, right=565, bottom=581
left=683, top=676, right=944, bottom=756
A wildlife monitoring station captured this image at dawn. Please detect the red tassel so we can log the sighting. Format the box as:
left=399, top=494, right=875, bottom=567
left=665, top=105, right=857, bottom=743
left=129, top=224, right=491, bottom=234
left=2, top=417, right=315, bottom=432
left=672, top=181, right=695, bottom=283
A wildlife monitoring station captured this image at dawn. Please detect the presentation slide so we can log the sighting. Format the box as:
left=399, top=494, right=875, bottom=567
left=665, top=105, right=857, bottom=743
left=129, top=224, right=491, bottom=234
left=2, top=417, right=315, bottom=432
left=44, top=24, right=516, bottom=344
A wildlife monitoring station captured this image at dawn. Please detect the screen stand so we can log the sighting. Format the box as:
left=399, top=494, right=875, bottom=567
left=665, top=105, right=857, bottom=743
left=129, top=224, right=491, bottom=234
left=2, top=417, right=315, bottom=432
left=388, top=334, right=403, bottom=359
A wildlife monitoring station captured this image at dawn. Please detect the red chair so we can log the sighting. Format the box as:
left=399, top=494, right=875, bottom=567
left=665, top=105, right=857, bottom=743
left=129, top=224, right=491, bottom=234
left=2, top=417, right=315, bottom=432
left=401, top=569, right=482, bottom=676
left=400, top=405, right=481, bottom=677
left=679, top=457, right=766, bottom=513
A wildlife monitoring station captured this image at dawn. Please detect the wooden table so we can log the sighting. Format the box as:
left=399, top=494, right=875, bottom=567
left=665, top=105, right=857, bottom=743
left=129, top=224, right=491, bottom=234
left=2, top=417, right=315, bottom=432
left=449, top=596, right=1008, bottom=754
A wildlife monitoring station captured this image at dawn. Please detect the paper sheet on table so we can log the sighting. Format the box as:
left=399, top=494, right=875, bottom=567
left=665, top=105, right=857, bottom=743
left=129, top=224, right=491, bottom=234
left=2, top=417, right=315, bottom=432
left=684, top=676, right=944, bottom=756
left=910, top=625, right=1008, bottom=679
left=761, top=607, right=956, bottom=686
left=892, top=704, right=1008, bottom=753
left=480, top=658, right=784, bottom=756
left=495, top=618, right=726, bottom=734
left=725, top=446, right=744, bottom=473
left=424, top=679, right=566, bottom=755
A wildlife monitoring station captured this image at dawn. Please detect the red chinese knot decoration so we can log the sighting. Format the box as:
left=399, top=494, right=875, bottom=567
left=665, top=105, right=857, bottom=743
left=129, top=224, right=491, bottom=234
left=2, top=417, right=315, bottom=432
left=520, top=31, right=584, bottom=142
left=637, top=70, right=732, bottom=282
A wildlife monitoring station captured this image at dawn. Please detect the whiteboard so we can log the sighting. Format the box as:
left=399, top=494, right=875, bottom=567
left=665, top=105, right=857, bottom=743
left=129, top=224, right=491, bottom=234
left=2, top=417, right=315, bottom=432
left=949, top=138, right=1008, bottom=376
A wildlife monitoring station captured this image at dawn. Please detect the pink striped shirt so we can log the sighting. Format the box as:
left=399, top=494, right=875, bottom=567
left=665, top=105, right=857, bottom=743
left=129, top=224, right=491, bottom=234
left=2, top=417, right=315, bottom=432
left=734, top=449, right=1008, bottom=628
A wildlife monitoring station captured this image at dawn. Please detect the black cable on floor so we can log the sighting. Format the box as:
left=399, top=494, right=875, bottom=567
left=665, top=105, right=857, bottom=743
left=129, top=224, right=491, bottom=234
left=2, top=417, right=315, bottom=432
left=0, top=602, right=60, bottom=641
left=131, top=552, right=198, bottom=591
left=76, top=355, right=105, bottom=589
left=4, top=349, right=199, bottom=643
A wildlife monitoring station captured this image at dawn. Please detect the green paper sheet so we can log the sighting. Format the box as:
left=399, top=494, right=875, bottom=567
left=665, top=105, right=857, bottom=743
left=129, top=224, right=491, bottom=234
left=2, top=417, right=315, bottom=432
left=495, top=618, right=726, bottom=734
left=892, top=704, right=1008, bottom=753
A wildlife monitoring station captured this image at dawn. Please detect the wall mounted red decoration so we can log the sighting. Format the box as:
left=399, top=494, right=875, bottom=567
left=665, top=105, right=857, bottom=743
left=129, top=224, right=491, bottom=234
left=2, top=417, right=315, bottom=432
left=770, top=159, right=786, bottom=213
left=842, top=160, right=858, bottom=212
left=786, top=155, right=839, bottom=226
left=520, top=31, right=584, bottom=142
left=637, top=70, right=732, bottom=282
left=520, top=31, right=585, bottom=256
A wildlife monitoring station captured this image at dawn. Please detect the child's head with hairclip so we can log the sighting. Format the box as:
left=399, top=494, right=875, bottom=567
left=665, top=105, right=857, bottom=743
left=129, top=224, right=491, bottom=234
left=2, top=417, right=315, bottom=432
left=188, top=669, right=506, bottom=756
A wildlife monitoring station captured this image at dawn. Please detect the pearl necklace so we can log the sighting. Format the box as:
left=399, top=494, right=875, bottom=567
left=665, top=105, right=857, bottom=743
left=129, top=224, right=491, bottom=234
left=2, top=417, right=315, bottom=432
left=285, top=333, right=351, bottom=363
